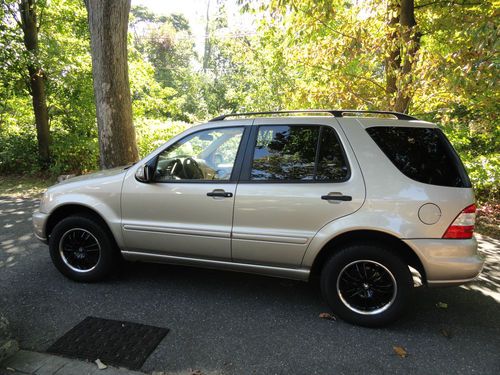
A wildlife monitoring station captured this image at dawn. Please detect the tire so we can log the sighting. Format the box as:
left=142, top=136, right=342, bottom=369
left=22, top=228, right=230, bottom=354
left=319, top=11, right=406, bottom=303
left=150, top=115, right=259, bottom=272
left=320, top=244, right=412, bottom=327
left=49, top=215, right=118, bottom=282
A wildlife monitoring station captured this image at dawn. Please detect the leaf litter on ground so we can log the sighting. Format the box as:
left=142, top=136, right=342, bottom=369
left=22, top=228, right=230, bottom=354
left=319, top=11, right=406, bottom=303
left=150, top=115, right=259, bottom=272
left=393, top=346, right=408, bottom=358
left=319, top=312, right=337, bottom=321
left=95, top=358, right=107, bottom=370
left=440, top=328, right=452, bottom=339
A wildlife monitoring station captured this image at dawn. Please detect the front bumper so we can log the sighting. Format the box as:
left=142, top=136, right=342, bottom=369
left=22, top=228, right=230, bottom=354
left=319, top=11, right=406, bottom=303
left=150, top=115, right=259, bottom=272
left=404, top=237, right=484, bottom=287
left=32, top=210, right=49, bottom=244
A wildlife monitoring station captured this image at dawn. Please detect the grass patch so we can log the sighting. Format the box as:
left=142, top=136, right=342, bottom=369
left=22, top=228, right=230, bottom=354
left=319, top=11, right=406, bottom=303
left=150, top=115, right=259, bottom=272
left=0, top=175, right=56, bottom=198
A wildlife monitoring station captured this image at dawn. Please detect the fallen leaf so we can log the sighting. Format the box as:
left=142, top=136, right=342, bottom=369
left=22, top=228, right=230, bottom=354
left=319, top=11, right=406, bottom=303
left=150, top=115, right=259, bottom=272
left=6, top=368, right=15, bottom=372
left=190, top=370, right=203, bottom=375
left=393, top=346, right=408, bottom=358
left=319, top=312, right=337, bottom=321
left=95, top=359, right=107, bottom=370
left=440, top=328, right=452, bottom=339
left=436, top=302, right=448, bottom=309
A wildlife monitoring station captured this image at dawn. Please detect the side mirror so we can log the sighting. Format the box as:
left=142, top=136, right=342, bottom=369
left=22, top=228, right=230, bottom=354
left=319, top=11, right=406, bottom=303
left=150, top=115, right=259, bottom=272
left=135, top=163, right=155, bottom=183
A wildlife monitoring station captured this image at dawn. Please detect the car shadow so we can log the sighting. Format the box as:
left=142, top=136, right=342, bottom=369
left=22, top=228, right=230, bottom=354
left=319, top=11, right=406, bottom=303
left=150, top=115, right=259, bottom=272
left=112, top=237, right=500, bottom=332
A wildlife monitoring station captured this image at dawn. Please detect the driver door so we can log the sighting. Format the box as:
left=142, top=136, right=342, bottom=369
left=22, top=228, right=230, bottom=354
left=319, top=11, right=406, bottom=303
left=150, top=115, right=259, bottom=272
left=121, top=123, right=249, bottom=260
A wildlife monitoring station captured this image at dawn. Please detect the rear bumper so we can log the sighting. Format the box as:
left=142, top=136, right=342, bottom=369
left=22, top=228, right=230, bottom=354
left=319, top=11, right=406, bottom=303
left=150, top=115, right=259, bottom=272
left=32, top=210, right=49, bottom=244
left=404, top=237, right=484, bottom=287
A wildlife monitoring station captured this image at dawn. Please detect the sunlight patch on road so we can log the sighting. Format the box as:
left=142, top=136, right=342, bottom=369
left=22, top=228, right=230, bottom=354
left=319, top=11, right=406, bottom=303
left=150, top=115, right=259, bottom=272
left=460, top=234, right=500, bottom=303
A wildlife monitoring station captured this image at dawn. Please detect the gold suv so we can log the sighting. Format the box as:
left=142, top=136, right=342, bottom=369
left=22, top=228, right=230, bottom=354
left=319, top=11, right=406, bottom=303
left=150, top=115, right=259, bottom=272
left=33, top=110, right=484, bottom=326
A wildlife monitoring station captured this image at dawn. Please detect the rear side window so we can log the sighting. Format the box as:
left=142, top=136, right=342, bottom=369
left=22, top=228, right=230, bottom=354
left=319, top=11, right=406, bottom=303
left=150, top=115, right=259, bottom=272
left=250, top=125, right=349, bottom=182
left=316, top=126, right=349, bottom=181
left=366, top=126, right=471, bottom=187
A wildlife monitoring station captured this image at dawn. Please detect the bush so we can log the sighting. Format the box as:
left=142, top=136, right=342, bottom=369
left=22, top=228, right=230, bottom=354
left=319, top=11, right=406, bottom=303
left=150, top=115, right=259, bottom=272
left=49, top=130, right=99, bottom=175
left=0, top=126, right=40, bottom=175
left=0, top=117, right=192, bottom=177
left=135, top=118, right=190, bottom=158
left=0, top=124, right=99, bottom=176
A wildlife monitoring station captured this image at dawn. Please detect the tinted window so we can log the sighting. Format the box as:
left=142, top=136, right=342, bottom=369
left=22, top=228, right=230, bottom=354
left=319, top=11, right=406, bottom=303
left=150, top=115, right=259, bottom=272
left=251, top=126, right=318, bottom=181
left=250, top=125, right=348, bottom=182
left=316, top=126, right=349, bottom=181
left=366, top=126, right=471, bottom=187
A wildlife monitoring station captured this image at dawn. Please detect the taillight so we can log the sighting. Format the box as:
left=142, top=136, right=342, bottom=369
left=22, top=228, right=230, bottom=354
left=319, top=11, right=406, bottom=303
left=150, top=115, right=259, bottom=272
left=442, top=204, right=476, bottom=239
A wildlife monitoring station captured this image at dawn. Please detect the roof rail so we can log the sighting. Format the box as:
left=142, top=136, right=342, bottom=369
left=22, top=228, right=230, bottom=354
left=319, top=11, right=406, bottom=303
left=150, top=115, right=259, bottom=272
left=209, top=109, right=418, bottom=122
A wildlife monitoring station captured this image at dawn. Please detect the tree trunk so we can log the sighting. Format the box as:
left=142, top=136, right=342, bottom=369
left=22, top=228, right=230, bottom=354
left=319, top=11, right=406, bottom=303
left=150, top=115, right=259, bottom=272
left=19, top=0, right=50, bottom=166
left=385, top=1, right=400, bottom=106
left=85, top=0, right=138, bottom=169
left=385, top=0, right=420, bottom=113
left=202, top=0, right=211, bottom=73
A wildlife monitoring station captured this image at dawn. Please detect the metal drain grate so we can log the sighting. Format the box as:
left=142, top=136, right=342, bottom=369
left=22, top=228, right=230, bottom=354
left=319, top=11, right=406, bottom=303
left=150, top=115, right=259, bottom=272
left=47, top=316, right=169, bottom=370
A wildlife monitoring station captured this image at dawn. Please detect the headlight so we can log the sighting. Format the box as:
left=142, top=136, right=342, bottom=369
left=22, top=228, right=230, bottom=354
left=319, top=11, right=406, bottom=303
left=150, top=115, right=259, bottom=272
left=39, top=190, right=50, bottom=213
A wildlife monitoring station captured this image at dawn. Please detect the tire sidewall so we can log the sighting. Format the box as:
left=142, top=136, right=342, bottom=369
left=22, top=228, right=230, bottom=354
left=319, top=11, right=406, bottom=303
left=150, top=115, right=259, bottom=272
left=321, top=244, right=412, bottom=327
left=49, top=215, right=116, bottom=282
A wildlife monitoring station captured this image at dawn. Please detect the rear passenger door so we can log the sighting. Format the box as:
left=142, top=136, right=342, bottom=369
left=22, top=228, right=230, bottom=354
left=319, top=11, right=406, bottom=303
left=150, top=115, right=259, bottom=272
left=232, top=118, right=365, bottom=266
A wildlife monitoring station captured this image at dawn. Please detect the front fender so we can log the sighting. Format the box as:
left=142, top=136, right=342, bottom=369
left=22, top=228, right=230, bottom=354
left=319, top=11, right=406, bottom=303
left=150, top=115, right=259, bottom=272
left=46, top=195, right=123, bottom=247
left=43, top=173, right=124, bottom=247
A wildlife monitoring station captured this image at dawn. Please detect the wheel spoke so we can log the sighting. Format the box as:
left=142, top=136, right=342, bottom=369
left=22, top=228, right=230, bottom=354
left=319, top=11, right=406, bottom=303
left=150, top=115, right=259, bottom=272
left=348, top=289, right=364, bottom=298
left=344, top=268, right=362, bottom=283
left=362, top=263, right=369, bottom=280
left=371, top=286, right=393, bottom=294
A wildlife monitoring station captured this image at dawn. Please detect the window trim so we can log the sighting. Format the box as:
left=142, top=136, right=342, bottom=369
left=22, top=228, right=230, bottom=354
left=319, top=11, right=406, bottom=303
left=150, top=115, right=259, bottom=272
left=150, top=125, right=250, bottom=184
left=238, top=124, right=351, bottom=184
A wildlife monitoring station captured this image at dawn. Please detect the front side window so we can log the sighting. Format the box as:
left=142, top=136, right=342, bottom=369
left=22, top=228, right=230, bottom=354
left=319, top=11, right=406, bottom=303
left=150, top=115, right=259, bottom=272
left=154, top=127, right=244, bottom=182
left=250, top=125, right=349, bottom=182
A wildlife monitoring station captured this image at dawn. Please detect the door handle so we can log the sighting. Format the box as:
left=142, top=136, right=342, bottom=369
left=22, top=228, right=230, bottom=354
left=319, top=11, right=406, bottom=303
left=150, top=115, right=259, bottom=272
left=207, top=190, right=233, bottom=198
left=321, top=193, right=352, bottom=201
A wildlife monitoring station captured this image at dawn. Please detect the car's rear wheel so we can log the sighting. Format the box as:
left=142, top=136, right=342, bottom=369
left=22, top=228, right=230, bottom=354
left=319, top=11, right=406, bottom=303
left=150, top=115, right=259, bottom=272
left=320, top=244, right=412, bottom=327
left=49, top=215, right=118, bottom=282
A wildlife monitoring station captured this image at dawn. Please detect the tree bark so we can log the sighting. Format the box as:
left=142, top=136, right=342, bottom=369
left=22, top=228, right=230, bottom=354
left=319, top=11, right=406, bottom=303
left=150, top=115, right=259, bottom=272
left=85, top=0, right=138, bottom=169
left=385, top=1, right=400, bottom=106
left=19, top=0, right=50, bottom=166
left=385, top=0, right=420, bottom=113
left=202, top=0, right=211, bottom=73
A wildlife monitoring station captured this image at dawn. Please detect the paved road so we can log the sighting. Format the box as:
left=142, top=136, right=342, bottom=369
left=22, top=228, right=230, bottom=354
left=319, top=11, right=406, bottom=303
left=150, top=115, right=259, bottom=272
left=1, top=196, right=499, bottom=375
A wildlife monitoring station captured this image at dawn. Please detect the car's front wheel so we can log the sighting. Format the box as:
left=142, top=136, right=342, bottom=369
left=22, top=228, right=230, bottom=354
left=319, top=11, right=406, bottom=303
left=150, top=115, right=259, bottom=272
left=320, top=244, right=412, bottom=327
left=49, top=215, right=118, bottom=282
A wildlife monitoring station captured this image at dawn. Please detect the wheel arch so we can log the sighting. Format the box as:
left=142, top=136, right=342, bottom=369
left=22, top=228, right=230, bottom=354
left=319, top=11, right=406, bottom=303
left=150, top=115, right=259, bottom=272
left=45, top=204, right=120, bottom=248
left=309, top=230, right=427, bottom=284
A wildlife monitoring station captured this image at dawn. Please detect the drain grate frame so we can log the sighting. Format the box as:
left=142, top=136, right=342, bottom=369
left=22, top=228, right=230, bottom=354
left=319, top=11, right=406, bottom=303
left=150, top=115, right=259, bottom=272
left=47, top=316, right=169, bottom=370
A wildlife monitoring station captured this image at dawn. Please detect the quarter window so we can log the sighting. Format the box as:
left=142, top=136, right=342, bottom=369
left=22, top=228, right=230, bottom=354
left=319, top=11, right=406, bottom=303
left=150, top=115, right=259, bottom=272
left=250, top=125, right=349, bottom=182
left=366, top=126, right=471, bottom=187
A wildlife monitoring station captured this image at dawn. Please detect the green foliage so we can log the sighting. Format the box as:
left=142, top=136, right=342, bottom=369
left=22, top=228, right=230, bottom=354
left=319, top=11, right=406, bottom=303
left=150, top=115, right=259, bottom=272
left=135, top=118, right=190, bottom=157
left=0, top=0, right=497, bottom=202
left=238, top=0, right=499, bottom=200
left=1, top=0, right=97, bottom=175
left=130, top=12, right=204, bottom=122
left=0, top=124, right=39, bottom=174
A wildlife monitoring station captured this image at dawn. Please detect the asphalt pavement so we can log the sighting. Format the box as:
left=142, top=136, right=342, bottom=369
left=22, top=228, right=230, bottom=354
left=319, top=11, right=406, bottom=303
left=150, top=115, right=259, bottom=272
left=1, top=195, right=499, bottom=374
